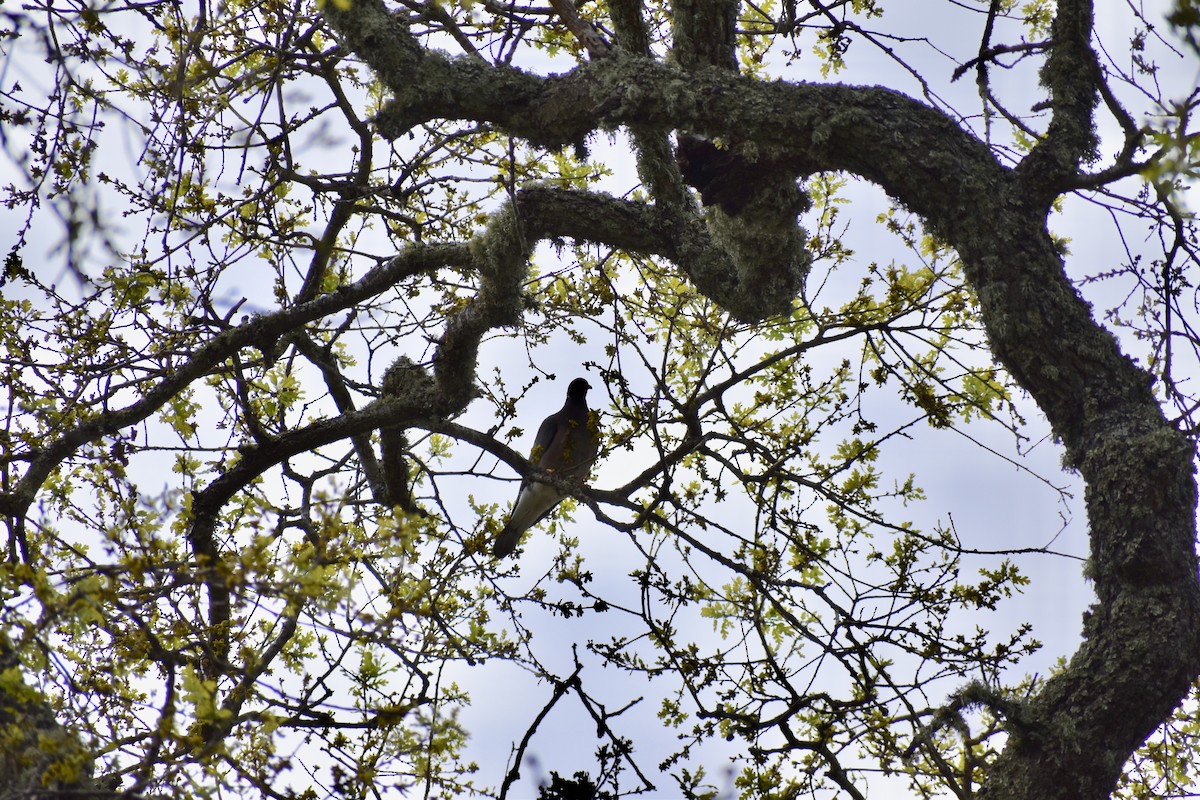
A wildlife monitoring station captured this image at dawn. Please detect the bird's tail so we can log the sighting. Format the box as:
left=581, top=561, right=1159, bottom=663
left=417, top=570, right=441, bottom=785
left=492, top=524, right=520, bottom=558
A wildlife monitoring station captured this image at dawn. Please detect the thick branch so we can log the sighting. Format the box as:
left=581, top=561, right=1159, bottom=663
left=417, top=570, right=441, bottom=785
left=1014, top=0, right=1100, bottom=199
left=953, top=158, right=1200, bottom=800
left=670, top=0, right=739, bottom=70
left=326, top=0, right=998, bottom=218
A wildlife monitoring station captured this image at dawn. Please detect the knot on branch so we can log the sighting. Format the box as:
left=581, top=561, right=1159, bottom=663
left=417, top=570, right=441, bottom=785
left=676, top=135, right=813, bottom=321
left=434, top=195, right=534, bottom=403
left=379, top=357, right=436, bottom=513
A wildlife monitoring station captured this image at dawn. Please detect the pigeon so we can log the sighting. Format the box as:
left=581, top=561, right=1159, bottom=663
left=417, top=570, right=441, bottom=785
left=493, top=377, right=599, bottom=558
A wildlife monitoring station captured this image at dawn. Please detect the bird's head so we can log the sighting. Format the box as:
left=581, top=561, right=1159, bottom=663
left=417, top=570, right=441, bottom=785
left=567, top=377, right=591, bottom=402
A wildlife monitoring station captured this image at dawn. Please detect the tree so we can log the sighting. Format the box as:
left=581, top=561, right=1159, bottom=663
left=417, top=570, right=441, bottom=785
left=0, top=0, right=1198, bottom=797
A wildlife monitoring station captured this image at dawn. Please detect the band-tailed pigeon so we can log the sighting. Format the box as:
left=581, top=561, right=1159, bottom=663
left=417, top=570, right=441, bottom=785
left=493, top=378, right=599, bottom=558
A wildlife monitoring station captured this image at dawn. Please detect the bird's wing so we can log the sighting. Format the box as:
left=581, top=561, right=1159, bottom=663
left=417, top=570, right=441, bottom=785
left=492, top=408, right=569, bottom=557
left=529, top=410, right=565, bottom=471
left=553, top=408, right=599, bottom=478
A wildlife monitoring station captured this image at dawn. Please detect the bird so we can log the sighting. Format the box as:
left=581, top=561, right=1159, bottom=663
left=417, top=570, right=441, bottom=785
left=493, top=377, right=599, bottom=558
